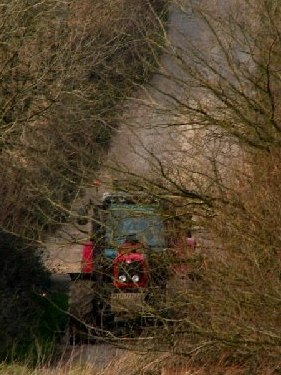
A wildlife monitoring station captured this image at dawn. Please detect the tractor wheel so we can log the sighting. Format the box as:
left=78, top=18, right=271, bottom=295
left=67, top=279, right=95, bottom=344
left=68, top=279, right=94, bottom=318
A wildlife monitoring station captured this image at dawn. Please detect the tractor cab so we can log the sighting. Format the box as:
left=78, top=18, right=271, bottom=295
left=78, top=192, right=167, bottom=285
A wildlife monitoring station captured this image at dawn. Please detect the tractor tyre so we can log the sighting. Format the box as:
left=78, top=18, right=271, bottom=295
left=67, top=279, right=95, bottom=344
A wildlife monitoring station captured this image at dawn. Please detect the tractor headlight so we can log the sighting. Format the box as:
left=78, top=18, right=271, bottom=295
left=118, top=275, right=127, bottom=282
left=132, top=275, right=140, bottom=283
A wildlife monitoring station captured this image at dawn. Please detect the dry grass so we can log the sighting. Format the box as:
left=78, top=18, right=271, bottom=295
left=1, top=350, right=279, bottom=375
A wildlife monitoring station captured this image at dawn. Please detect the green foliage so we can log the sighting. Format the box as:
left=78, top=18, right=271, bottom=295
left=36, top=293, right=68, bottom=343
left=0, top=232, right=68, bottom=363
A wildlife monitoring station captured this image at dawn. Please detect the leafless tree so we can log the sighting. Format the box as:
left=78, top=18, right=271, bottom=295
left=0, top=0, right=167, bottom=241
left=102, top=0, right=281, bottom=370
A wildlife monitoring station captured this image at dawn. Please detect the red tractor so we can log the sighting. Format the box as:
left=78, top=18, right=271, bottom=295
left=67, top=193, right=169, bottom=342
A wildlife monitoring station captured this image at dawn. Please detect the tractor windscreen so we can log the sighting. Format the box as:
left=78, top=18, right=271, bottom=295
left=106, top=206, right=166, bottom=250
